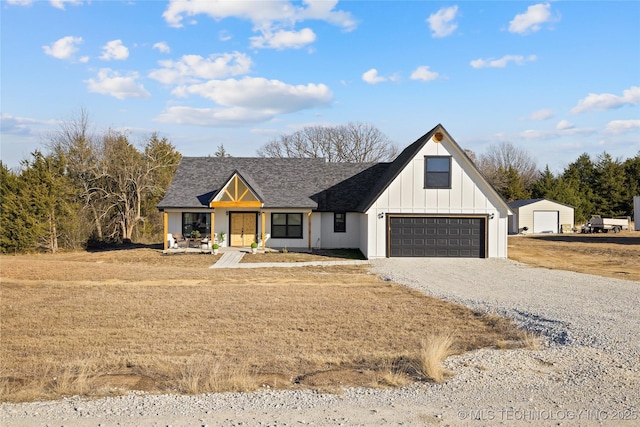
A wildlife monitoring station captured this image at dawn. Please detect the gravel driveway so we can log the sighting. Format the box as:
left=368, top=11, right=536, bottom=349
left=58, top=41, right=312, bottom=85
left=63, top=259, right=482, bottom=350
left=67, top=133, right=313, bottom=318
left=2, top=258, right=639, bottom=426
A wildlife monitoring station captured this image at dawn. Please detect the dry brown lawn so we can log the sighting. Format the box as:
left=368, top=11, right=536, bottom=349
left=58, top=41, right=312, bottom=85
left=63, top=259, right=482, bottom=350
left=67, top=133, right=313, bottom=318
left=508, top=231, right=640, bottom=282
left=0, top=248, right=529, bottom=402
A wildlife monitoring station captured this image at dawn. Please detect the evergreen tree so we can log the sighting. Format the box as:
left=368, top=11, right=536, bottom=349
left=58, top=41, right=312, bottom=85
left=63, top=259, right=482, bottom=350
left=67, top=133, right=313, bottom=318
left=0, top=153, right=77, bottom=253
left=593, top=153, right=626, bottom=216
left=19, top=152, right=77, bottom=252
left=531, top=165, right=557, bottom=199
left=137, top=133, right=182, bottom=241
left=561, top=153, right=597, bottom=223
left=500, top=166, right=530, bottom=202
left=0, top=162, right=34, bottom=253
left=622, top=152, right=640, bottom=216
left=214, top=144, right=231, bottom=157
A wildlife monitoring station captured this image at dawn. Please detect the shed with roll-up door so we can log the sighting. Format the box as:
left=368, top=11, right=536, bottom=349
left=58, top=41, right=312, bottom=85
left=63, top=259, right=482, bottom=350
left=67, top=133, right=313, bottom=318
left=508, top=199, right=575, bottom=234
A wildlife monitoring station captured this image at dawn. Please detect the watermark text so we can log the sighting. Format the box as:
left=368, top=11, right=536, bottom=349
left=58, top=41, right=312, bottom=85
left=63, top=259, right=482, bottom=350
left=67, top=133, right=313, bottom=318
left=456, top=407, right=637, bottom=422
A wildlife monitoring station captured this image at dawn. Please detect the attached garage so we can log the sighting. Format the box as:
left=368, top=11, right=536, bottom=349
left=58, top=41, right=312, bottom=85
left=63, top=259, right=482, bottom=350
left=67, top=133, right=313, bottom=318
left=389, top=216, right=486, bottom=258
left=508, top=199, right=574, bottom=234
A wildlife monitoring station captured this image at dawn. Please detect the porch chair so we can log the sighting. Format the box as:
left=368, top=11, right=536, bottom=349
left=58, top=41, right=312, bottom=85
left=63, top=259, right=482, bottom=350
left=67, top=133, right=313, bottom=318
left=171, top=233, right=188, bottom=248
left=167, top=233, right=177, bottom=249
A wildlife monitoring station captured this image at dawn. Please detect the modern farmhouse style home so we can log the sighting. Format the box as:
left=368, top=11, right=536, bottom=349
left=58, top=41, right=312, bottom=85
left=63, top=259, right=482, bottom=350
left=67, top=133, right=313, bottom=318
left=157, top=124, right=511, bottom=258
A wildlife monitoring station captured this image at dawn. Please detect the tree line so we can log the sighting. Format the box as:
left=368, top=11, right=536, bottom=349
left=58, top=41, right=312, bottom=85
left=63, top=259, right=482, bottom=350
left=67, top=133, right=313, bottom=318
left=1, top=112, right=181, bottom=253
left=1, top=119, right=638, bottom=253
left=475, top=142, right=639, bottom=223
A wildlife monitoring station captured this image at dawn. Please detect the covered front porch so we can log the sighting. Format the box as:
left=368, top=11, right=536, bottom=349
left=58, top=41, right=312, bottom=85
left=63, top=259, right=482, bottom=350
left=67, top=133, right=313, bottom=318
left=161, top=170, right=315, bottom=252
left=162, top=209, right=315, bottom=252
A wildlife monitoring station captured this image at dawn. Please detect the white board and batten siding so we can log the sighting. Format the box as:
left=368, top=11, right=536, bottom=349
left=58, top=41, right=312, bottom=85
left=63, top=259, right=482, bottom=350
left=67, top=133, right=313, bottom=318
left=317, top=212, right=361, bottom=249
left=363, top=134, right=509, bottom=259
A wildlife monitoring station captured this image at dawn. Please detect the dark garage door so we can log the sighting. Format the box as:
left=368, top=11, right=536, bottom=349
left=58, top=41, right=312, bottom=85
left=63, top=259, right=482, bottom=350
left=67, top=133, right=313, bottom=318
left=389, top=216, right=485, bottom=258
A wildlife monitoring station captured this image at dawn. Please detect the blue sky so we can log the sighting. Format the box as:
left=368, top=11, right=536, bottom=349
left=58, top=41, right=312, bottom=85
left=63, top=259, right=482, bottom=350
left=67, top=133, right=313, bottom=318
left=1, top=1, right=639, bottom=172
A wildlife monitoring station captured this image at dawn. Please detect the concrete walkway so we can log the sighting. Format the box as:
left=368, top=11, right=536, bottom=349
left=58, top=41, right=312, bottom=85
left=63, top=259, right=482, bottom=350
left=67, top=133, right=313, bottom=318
left=210, top=251, right=246, bottom=268
left=210, top=250, right=369, bottom=269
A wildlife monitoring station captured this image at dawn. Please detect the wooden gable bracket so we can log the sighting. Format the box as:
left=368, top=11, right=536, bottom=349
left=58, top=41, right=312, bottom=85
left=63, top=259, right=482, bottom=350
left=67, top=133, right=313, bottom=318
left=210, top=173, right=263, bottom=208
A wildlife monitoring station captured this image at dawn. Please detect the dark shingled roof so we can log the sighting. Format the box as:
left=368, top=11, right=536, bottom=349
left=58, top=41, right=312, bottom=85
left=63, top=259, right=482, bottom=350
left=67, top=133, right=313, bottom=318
left=157, top=157, right=383, bottom=211
left=508, top=198, right=545, bottom=209
left=158, top=124, right=508, bottom=214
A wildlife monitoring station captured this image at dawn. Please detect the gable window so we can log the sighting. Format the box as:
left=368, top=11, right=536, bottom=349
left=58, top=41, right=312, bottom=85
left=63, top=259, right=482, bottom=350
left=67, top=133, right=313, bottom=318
left=182, top=212, right=211, bottom=237
left=334, top=212, right=346, bottom=233
left=271, top=213, right=303, bottom=238
left=425, top=156, right=452, bottom=189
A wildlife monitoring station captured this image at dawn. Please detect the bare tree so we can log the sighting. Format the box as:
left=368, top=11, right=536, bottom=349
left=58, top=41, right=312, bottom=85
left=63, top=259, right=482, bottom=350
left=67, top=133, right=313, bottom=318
left=257, top=122, right=398, bottom=162
left=48, top=108, right=108, bottom=240
left=100, top=131, right=181, bottom=242
left=477, top=142, right=538, bottom=196
left=48, top=110, right=181, bottom=243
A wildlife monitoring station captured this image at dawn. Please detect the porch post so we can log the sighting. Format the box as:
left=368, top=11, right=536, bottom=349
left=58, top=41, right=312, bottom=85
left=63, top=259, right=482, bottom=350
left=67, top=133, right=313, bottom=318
left=261, top=211, right=266, bottom=249
left=308, top=211, right=312, bottom=250
left=211, top=210, right=215, bottom=240
left=163, top=211, right=168, bottom=251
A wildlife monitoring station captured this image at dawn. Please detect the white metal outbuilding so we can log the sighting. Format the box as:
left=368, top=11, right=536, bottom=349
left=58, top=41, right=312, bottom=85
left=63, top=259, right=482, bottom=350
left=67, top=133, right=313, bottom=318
left=508, top=199, right=575, bottom=234
left=634, top=196, right=640, bottom=231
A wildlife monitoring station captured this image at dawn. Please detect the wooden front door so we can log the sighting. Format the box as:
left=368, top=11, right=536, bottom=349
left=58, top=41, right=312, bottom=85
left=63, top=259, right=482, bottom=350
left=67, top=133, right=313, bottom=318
left=230, top=213, right=257, bottom=247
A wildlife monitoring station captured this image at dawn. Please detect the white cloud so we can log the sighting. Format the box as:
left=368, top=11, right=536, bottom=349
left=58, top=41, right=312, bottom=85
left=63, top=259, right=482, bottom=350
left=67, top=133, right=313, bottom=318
left=556, top=120, right=575, bottom=130
left=156, top=77, right=332, bottom=126
left=156, top=106, right=277, bottom=127
left=362, top=69, right=387, bottom=84
left=50, top=0, right=82, bottom=10
left=42, top=36, right=82, bottom=60
left=149, top=52, right=253, bottom=85
left=250, top=28, right=316, bottom=50
left=163, top=0, right=356, bottom=30
left=427, top=5, right=458, bottom=38
left=509, top=3, right=553, bottom=34
left=527, top=109, right=553, bottom=121
left=604, top=120, right=640, bottom=135
left=219, top=30, right=232, bottom=42
left=518, top=126, right=597, bottom=140
left=153, top=41, right=171, bottom=54
left=85, top=68, right=151, bottom=100
left=571, top=86, right=640, bottom=114
left=410, top=66, right=439, bottom=82
left=0, top=113, right=39, bottom=135
left=172, top=77, right=332, bottom=110
left=470, top=54, right=537, bottom=69
left=162, top=0, right=354, bottom=51
left=99, top=40, right=129, bottom=61
left=10, top=0, right=83, bottom=8
left=7, top=0, right=33, bottom=5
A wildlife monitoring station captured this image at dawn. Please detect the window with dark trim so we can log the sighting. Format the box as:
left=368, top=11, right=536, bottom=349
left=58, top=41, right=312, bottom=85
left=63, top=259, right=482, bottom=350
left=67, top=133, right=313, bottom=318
left=334, top=212, right=346, bottom=233
left=425, top=156, right=452, bottom=189
left=271, top=213, right=303, bottom=238
left=182, top=212, right=211, bottom=237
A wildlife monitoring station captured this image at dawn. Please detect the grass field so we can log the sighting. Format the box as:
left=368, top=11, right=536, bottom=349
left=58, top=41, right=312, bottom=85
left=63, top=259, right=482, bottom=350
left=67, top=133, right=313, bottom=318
left=508, top=231, right=640, bottom=282
left=6, top=231, right=634, bottom=403
left=0, top=248, right=529, bottom=402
